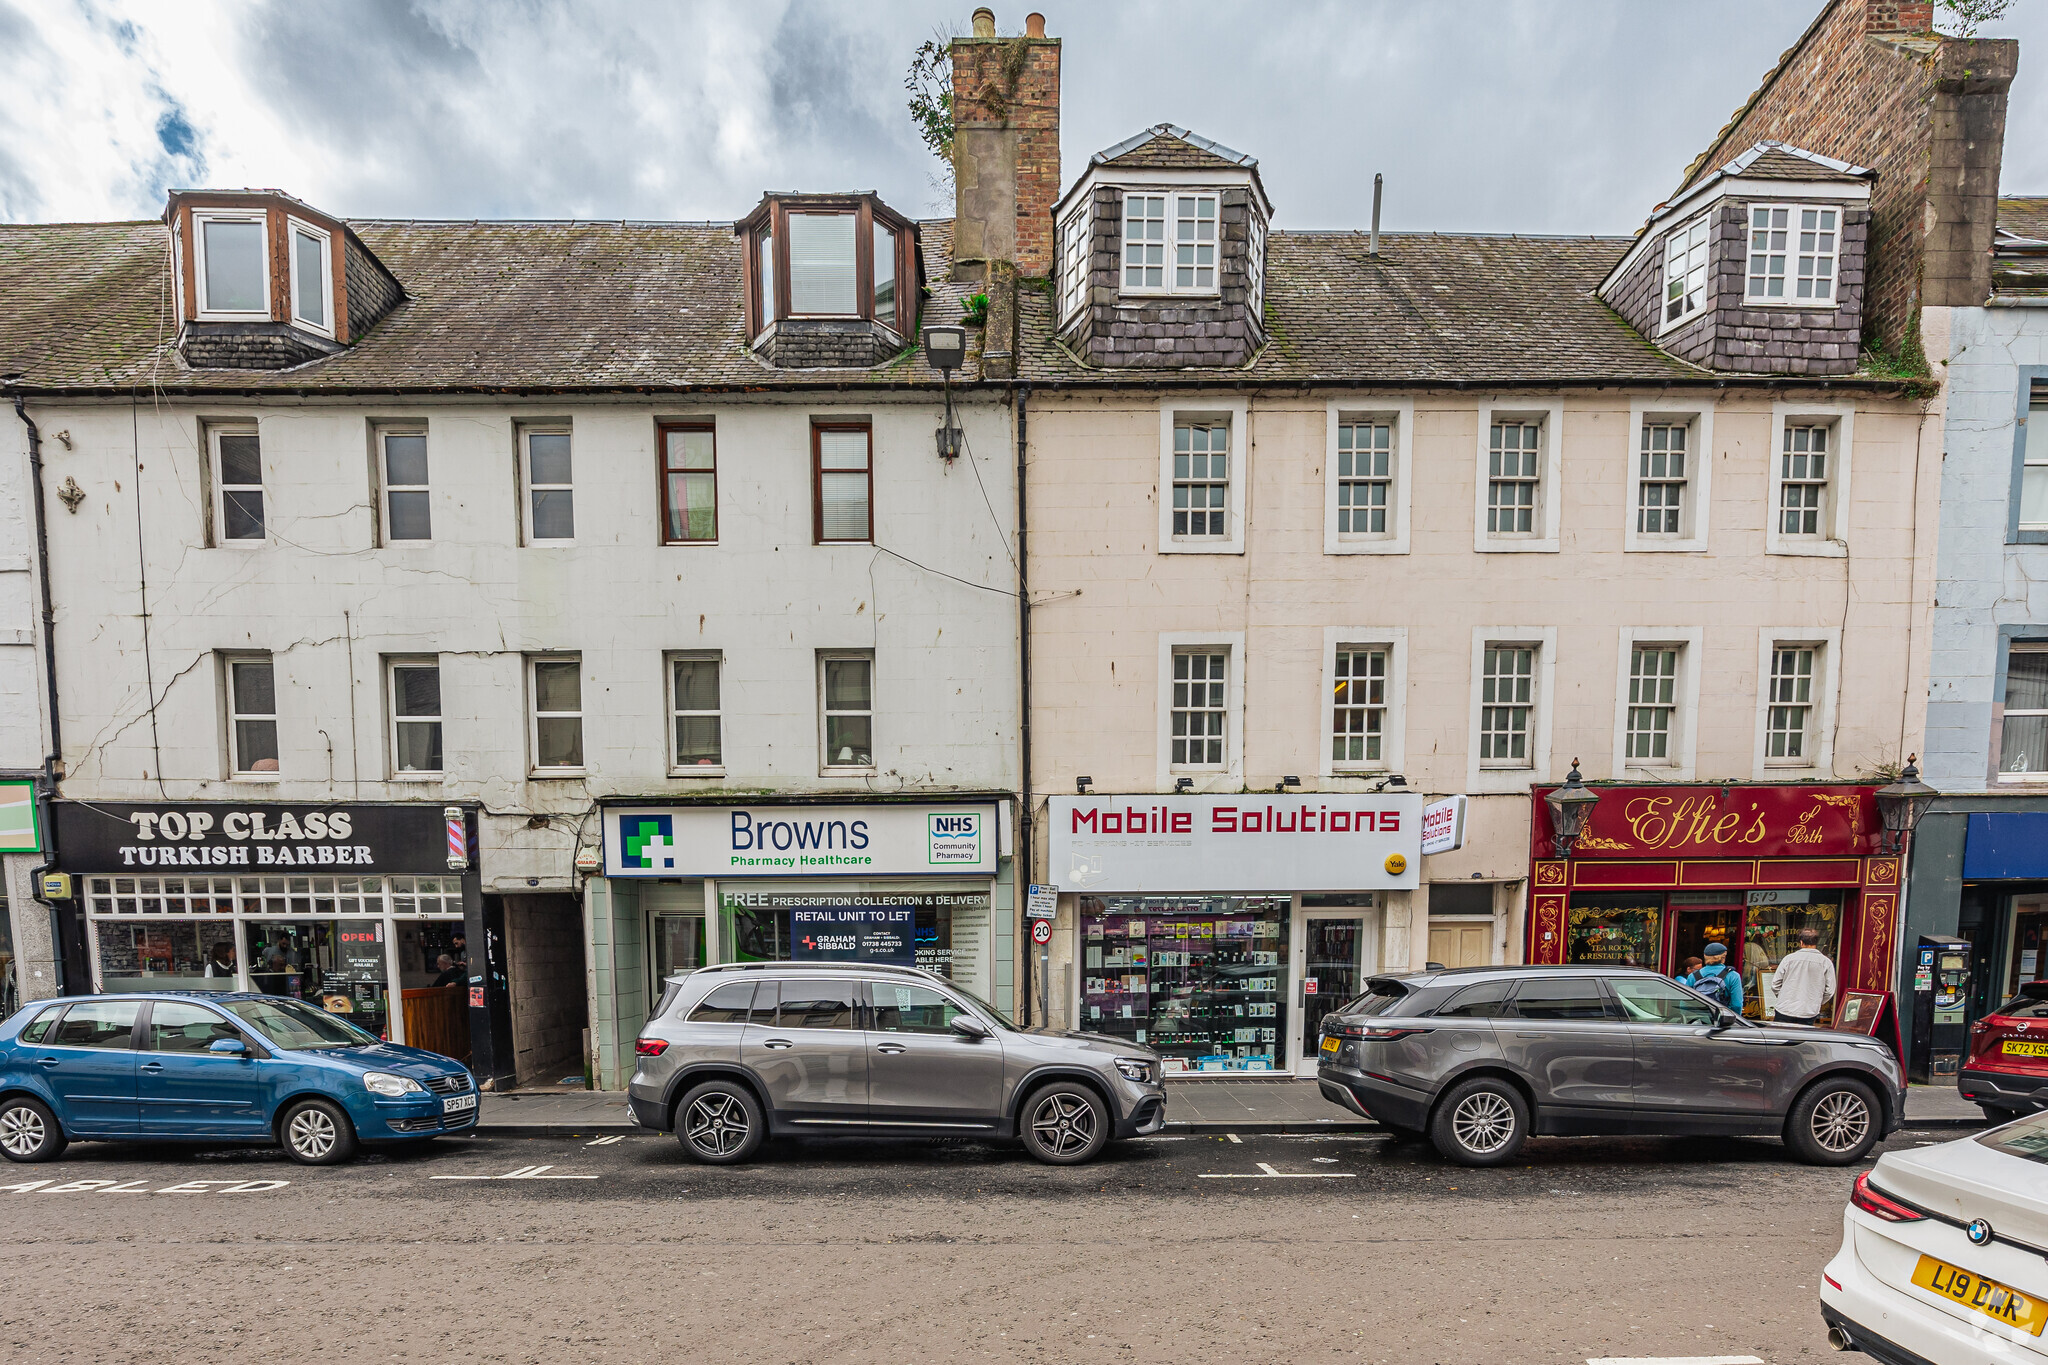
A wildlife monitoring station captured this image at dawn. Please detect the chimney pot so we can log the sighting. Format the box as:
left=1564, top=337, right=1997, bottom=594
left=972, top=7, right=996, bottom=37
left=1025, top=12, right=1045, bottom=37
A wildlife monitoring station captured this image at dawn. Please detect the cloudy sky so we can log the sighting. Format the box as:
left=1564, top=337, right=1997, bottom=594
left=2, top=0, right=2044, bottom=236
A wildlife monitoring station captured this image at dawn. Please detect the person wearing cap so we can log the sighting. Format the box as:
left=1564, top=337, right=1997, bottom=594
left=1689, top=941, right=1744, bottom=1013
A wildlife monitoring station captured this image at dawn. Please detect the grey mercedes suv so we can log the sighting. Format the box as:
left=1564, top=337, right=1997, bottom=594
left=1316, top=966, right=1904, bottom=1167
left=628, top=963, right=1167, bottom=1165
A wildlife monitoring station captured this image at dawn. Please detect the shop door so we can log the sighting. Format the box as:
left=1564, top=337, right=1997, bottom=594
left=1668, top=905, right=1744, bottom=981
left=2010, top=901, right=2048, bottom=997
left=1291, top=912, right=1373, bottom=1075
left=1429, top=920, right=1492, bottom=969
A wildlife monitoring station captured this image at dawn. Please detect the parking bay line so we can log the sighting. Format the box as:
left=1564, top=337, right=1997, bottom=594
left=429, top=1164, right=598, bottom=1181
left=1198, top=1162, right=1357, bottom=1180
left=1586, top=1357, right=1765, bottom=1364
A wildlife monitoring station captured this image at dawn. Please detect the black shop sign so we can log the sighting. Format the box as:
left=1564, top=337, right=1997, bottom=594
left=55, top=802, right=461, bottom=874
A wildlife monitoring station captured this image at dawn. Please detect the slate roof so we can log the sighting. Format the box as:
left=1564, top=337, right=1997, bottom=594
left=2000, top=196, right=2048, bottom=245
left=1019, top=231, right=1703, bottom=386
left=1093, top=124, right=1255, bottom=171
left=0, top=216, right=975, bottom=393
left=1725, top=142, right=1874, bottom=183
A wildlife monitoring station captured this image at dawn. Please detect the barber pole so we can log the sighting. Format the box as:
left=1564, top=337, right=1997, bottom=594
left=444, top=805, right=469, bottom=871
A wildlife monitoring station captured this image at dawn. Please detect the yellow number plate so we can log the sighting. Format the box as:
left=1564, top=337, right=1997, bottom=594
left=1320, top=1036, right=1341, bottom=1055
left=2003, top=1039, right=2048, bottom=1058
left=1912, top=1255, right=2048, bottom=1336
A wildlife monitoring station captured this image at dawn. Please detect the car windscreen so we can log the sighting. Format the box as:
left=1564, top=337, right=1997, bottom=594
left=1978, top=1109, right=2048, bottom=1163
left=1994, top=982, right=2048, bottom=1019
left=223, top=996, right=378, bottom=1049
left=942, top=982, right=1020, bottom=1032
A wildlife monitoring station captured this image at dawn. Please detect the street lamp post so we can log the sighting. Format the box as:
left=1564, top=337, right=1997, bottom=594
left=1544, top=758, right=1601, bottom=860
left=1874, top=755, right=1939, bottom=856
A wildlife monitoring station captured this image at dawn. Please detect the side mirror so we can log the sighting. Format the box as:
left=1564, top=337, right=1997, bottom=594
left=950, top=1014, right=991, bottom=1040
left=209, top=1038, right=248, bottom=1056
left=1707, top=1008, right=1738, bottom=1033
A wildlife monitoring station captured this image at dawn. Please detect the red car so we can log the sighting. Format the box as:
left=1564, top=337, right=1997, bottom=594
left=1960, top=980, right=2048, bottom=1121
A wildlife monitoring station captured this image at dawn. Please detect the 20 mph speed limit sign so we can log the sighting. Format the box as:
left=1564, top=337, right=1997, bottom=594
left=1031, top=919, right=1053, bottom=946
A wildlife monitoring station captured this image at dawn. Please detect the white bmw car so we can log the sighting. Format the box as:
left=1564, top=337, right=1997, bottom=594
left=1823, top=1111, right=2048, bottom=1362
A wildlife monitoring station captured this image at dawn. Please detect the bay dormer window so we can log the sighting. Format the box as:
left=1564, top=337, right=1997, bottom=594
left=1662, top=211, right=1710, bottom=328
left=739, top=193, right=918, bottom=365
left=193, top=209, right=269, bottom=319
left=1748, top=204, right=1838, bottom=304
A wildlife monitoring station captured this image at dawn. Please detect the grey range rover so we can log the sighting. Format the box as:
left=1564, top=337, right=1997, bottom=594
left=1316, top=966, right=1905, bottom=1167
left=629, top=962, right=1168, bottom=1164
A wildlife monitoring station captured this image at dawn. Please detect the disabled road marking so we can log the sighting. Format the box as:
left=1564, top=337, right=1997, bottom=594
left=1224, top=1133, right=1243, bottom=1144
left=1198, top=1161, right=1356, bottom=1180
left=429, top=1163, right=597, bottom=1181
left=1, top=1178, right=288, bottom=1195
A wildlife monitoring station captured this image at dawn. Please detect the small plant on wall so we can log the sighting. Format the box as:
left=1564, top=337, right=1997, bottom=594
left=961, top=293, right=991, bottom=326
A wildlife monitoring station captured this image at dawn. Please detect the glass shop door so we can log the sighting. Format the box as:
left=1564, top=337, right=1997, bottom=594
left=1290, top=901, right=1376, bottom=1075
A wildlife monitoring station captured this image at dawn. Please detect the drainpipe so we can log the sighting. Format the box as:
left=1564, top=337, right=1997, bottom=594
left=1015, top=383, right=1034, bottom=1025
left=9, top=385, right=70, bottom=994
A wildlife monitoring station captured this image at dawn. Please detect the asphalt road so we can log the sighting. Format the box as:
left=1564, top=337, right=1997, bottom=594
left=0, top=1125, right=1962, bottom=1364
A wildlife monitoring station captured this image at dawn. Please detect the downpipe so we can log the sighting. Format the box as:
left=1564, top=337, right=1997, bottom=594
left=9, top=386, right=70, bottom=993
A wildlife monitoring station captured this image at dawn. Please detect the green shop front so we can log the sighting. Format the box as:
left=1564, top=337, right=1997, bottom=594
left=585, top=798, right=1012, bottom=1089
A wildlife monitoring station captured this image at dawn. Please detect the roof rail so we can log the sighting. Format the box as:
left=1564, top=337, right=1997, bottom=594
left=686, top=961, right=948, bottom=981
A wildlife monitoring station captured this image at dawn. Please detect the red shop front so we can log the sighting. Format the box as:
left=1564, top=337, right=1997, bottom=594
left=1526, top=783, right=1901, bottom=1045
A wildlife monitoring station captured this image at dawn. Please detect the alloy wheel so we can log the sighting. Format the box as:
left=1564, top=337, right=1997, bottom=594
left=1810, top=1091, right=1871, bottom=1153
left=288, top=1107, right=338, bottom=1160
left=0, top=1106, right=45, bottom=1157
left=1450, top=1091, right=1516, bottom=1154
left=1030, top=1092, right=1098, bottom=1158
left=685, top=1093, right=751, bottom=1158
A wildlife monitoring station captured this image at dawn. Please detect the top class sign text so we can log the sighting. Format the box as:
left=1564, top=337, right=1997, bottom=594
left=1049, top=794, right=1422, bottom=893
left=118, top=808, right=369, bottom=867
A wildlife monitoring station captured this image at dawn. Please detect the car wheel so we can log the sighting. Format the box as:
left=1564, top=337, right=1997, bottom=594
left=1429, top=1078, right=1529, bottom=1167
left=0, top=1096, right=66, bottom=1164
left=675, top=1081, right=765, bottom=1165
left=280, top=1098, right=359, bottom=1166
left=1785, top=1077, right=1880, bottom=1165
left=1020, top=1082, right=1110, bottom=1165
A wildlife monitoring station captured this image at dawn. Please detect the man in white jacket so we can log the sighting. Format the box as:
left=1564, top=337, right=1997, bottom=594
left=1771, top=928, right=1838, bottom=1025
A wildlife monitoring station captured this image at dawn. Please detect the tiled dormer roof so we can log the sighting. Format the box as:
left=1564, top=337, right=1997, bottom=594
left=1092, top=124, right=1256, bottom=171
left=1718, top=141, right=1874, bottom=184
left=1999, top=196, right=2048, bottom=245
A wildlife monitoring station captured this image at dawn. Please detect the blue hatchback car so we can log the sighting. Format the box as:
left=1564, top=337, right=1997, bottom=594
left=0, top=992, right=477, bottom=1165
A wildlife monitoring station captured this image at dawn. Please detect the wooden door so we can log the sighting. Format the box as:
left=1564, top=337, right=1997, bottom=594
left=1428, top=921, right=1491, bottom=969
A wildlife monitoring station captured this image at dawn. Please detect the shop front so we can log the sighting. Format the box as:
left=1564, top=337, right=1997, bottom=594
left=590, top=798, right=1010, bottom=1089
left=52, top=801, right=481, bottom=1064
left=1527, top=783, right=1900, bottom=1044
left=1045, top=793, right=1422, bottom=1077
left=1902, top=801, right=2048, bottom=1026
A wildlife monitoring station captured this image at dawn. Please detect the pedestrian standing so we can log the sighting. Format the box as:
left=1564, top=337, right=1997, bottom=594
left=1770, top=928, right=1838, bottom=1025
left=1689, top=942, right=1743, bottom=1012
left=1675, top=955, right=1704, bottom=987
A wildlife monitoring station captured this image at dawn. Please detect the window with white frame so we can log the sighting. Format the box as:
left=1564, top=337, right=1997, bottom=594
left=2002, top=644, right=2048, bottom=781
left=379, top=429, right=430, bottom=542
left=210, top=426, right=264, bottom=543
left=287, top=219, right=332, bottom=335
left=1331, top=648, right=1388, bottom=767
left=226, top=654, right=279, bottom=775
left=1765, top=645, right=1816, bottom=765
left=193, top=210, right=267, bottom=317
left=1635, top=420, right=1690, bottom=536
left=821, top=653, right=874, bottom=769
left=522, top=429, right=574, bottom=543
left=1748, top=205, right=1837, bottom=302
left=1059, top=208, right=1090, bottom=320
left=1487, top=421, right=1542, bottom=535
left=670, top=654, right=722, bottom=770
left=529, top=656, right=583, bottom=771
left=1625, top=646, right=1679, bottom=764
left=1172, top=419, right=1230, bottom=538
left=1173, top=193, right=1218, bottom=291
left=1171, top=649, right=1228, bottom=768
left=1337, top=419, right=1392, bottom=536
left=1779, top=423, right=1830, bottom=537
left=2021, top=388, right=2048, bottom=532
left=1479, top=645, right=1535, bottom=768
left=1123, top=194, right=1166, bottom=290
left=1247, top=210, right=1267, bottom=318
left=388, top=658, right=442, bottom=776
left=1663, top=212, right=1711, bottom=325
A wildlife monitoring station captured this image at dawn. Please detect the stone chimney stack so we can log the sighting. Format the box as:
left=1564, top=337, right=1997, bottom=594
left=950, top=9, right=1061, bottom=281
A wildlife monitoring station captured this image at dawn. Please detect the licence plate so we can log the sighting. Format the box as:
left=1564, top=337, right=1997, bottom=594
left=2003, top=1039, right=2048, bottom=1058
left=442, top=1093, right=477, bottom=1114
left=1912, top=1254, right=2048, bottom=1336
left=1320, top=1036, right=1341, bottom=1055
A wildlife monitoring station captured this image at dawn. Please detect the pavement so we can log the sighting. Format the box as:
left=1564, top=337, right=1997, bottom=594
left=1, top=1125, right=1969, bottom=1364
left=475, top=1076, right=1990, bottom=1135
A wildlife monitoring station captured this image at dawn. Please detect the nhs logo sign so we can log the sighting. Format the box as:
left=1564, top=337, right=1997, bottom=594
left=927, top=811, right=983, bottom=865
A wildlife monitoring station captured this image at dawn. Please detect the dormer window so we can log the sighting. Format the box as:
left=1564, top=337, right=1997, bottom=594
left=788, top=212, right=856, bottom=315
left=1748, top=205, right=1837, bottom=303
left=739, top=193, right=918, bottom=361
left=288, top=218, right=334, bottom=336
left=193, top=210, right=268, bottom=318
left=1122, top=192, right=1219, bottom=295
left=1662, top=211, right=1710, bottom=327
left=872, top=223, right=896, bottom=315
left=1174, top=193, right=1218, bottom=290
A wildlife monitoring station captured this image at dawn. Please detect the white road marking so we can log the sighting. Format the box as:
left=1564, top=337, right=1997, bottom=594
left=1225, top=1133, right=1243, bottom=1144
left=1198, top=1161, right=1357, bottom=1180
left=1587, top=1357, right=1765, bottom=1364
left=2, top=1177, right=288, bottom=1195
left=585, top=1136, right=624, bottom=1146
left=429, top=1164, right=598, bottom=1181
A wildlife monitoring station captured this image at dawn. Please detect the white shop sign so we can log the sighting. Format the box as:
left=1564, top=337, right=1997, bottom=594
left=1420, top=795, right=1468, bottom=855
left=1047, top=794, right=1421, bottom=893
left=604, top=803, right=997, bottom=878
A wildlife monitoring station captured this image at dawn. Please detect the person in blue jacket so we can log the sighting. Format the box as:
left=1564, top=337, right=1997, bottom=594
left=1687, top=940, right=1744, bottom=1012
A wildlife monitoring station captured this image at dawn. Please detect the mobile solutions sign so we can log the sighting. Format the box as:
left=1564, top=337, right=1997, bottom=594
left=605, top=803, right=997, bottom=878
left=1048, top=794, right=1422, bottom=893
